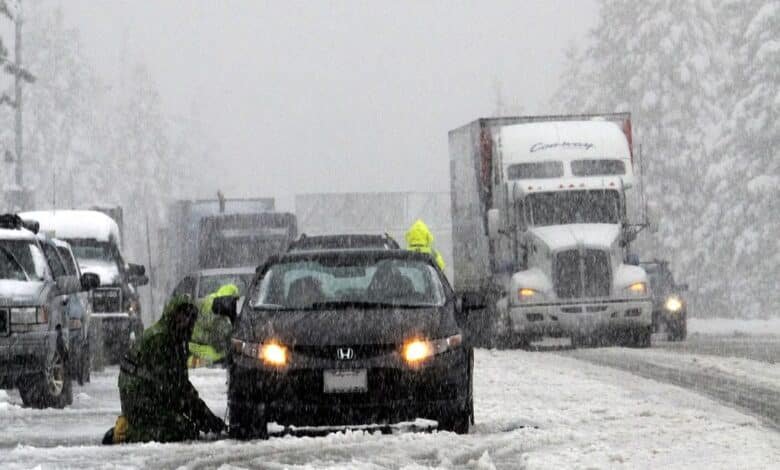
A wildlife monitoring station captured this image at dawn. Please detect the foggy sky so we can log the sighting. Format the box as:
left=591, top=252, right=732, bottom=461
left=50, top=0, right=596, bottom=209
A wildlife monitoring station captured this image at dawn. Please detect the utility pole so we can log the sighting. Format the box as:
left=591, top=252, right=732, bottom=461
left=14, top=6, right=23, bottom=192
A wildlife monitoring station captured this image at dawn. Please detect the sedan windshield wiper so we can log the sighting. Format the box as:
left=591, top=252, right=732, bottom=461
left=310, top=301, right=433, bottom=310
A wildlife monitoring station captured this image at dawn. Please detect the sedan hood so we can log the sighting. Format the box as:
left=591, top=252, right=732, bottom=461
left=0, top=280, right=47, bottom=306
left=242, top=306, right=451, bottom=346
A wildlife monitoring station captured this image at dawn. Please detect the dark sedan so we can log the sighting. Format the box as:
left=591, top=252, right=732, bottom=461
left=215, top=249, right=474, bottom=439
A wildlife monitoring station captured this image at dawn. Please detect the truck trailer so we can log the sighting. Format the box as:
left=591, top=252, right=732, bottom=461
left=449, top=113, right=652, bottom=348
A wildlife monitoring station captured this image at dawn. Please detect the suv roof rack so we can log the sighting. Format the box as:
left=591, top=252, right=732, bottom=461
left=0, top=213, right=39, bottom=234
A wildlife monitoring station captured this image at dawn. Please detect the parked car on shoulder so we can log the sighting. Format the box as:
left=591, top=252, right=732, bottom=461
left=641, top=260, right=688, bottom=341
left=20, top=210, right=148, bottom=363
left=0, top=214, right=99, bottom=408
left=215, top=248, right=476, bottom=439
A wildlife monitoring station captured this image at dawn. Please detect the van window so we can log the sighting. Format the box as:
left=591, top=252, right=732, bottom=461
left=42, top=243, right=67, bottom=278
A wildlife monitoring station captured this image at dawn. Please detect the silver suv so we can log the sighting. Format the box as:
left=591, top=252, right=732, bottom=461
left=0, top=214, right=99, bottom=408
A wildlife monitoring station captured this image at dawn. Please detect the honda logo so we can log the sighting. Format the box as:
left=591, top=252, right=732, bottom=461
left=337, top=347, right=355, bottom=360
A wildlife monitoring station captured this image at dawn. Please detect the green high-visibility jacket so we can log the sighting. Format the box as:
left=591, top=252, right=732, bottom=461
left=405, top=219, right=446, bottom=271
left=118, top=296, right=221, bottom=442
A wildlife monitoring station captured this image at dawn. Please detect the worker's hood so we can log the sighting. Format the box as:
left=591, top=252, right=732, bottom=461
left=405, top=219, right=435, bottom=248
left=77, top=259, right=120, bottom=286
left=240, top=305, right=456, bottom=346
left=0, top=280, right=47, bottom=306
left=528, top=224, right=620, bottom=251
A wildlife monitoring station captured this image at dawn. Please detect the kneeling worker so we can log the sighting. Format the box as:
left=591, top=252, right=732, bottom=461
left=103, top=296, right=225, bottom=444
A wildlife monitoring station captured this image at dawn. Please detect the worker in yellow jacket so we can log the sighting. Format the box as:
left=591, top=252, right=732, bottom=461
left=187, top=284, right=238, bottom=368
left=405, top=219, right=446, bottom=271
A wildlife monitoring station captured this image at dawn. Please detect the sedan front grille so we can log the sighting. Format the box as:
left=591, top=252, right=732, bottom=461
left=293, top=344, right=397, bottom=361
left=554, top=249, right=611, bottom=299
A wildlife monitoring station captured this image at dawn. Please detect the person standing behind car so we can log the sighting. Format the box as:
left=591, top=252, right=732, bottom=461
left=103, top=295, right=224, bottom=444
left=188, top=284, right=238, bottom=368
left=405, top=219, right=446, bottom=271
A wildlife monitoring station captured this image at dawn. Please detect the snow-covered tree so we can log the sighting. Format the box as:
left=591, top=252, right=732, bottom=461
left=552, top=0, right=743, bottom=316
left=697, top=0, right=779, bottom=317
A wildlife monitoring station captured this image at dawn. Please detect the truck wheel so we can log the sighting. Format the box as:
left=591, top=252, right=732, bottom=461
left=633, top=327, right=652, bottom=348
left=228, top=402, right=268, bottom=440
left=436, top=404, right=470, bottom=434
left=18, top=342, right=73, bottom=408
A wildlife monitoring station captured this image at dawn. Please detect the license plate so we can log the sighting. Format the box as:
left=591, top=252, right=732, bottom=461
left=323, top=369, right=367, bottom=393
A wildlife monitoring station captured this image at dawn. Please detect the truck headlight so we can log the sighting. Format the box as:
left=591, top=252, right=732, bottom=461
left=626, top=282, right=647, bottom=296
left=12, top=306, right=48, bottom=324
left=518, top=288, right=539, bottom=301
left=402, top=334, right=462, bottom=366
left=664, top=296, right=683, bottom=312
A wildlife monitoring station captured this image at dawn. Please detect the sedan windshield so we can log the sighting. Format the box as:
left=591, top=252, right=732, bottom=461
left=527, top=189, right=621, bottom=226
left=251, top=257, right=446, bottom=309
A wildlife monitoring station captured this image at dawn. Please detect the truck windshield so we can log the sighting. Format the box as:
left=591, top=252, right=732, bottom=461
left=0, top=240, right=49, bottom=281
left=67, top=240, right=123, bottom=283
left=251, top=257, right=446, bottom=309
left=526, top=190, right=621, bottom=226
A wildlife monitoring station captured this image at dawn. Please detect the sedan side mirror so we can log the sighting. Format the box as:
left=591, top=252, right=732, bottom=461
left=81, top=272, right=101, bottom=291
left=460, top=292, right=486, bottom=311
left=213, top=295, right=238, bottom=324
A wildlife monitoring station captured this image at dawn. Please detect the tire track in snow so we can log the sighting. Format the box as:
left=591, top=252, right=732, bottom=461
left=563, top=348, right=780, bottom=430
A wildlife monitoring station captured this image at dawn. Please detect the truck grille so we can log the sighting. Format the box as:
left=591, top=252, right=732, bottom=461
left=91, top=288, right=123, bottom=313
left=554, top=249, right=611, bottom=299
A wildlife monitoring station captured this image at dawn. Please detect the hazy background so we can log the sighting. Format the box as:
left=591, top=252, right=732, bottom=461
left=49, top=0, right=597, bottom=209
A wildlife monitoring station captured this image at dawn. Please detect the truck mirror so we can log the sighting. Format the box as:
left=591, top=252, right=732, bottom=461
left=487, top=209, right=501, bottom=239
left=128, top=263, right=146, bottom=276
left=213, top=295, right=238, bottom=324
left=625, top=254, right=640, bottom=266
left=81, top=272, right=101, bottom=291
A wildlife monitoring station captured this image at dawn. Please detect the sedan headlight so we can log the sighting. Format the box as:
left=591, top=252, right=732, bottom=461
left=664, top=296, right=683, bottom=312
left=402, top=334, right=462, bottom=366
left=232, top=338, right=289, bottom=367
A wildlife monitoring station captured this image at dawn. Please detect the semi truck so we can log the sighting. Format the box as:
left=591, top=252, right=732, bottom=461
left=449, top=113, right=653, bottom=348
left=160, top=198, right=297, bottom=303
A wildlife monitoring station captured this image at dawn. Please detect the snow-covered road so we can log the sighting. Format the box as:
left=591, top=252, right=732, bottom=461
left=3, top=342, right=780, bottom=469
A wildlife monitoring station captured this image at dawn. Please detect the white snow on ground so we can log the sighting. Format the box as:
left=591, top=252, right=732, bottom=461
left=2, top=351, right=779, bottom=469
left=689, top=317, right=780, bottom=336
left=589, top=347, right=780, bottom=391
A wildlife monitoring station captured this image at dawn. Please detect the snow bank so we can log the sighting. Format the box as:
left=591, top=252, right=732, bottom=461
left=689, top=317, right=780, bottom=336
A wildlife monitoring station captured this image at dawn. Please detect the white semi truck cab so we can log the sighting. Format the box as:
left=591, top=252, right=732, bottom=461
left=449, top=114, right=652, bottom=347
